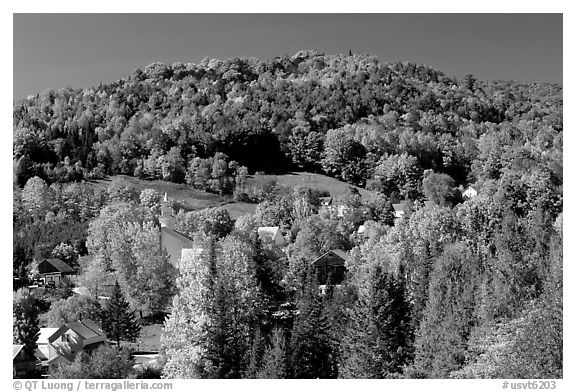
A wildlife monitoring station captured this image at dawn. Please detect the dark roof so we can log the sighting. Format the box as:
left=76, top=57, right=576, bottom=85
left=38, top=258, right=75, bottom=274
left=81, top=320, right=105, bottom=336
left=49, top=320, right=106, bottom=343
left=319, top=196, right=333, bottom=206
left=66, top=320, right=106, bottom=340
left=311, top=249, right=350, bottom=267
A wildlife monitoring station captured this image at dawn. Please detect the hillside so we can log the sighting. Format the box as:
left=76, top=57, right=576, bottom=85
left=247, top=171, right=374, bottom=201
left=13, top=50, right=562, bottom=198
left=92, top=171, right=375, bottom=218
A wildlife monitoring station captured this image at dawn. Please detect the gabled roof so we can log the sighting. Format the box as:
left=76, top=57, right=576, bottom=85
left=311, top=249, right=350, bottom=267
left=38, top=258, right=75, bottom=274
left=330, top=249, right=350, bottom=261
left=258, top=226, right=280, bottom=237
left=49, top=320, right=106, bottom=343
left=66, top=321, right=104, bottom=340
left=319, top=196, right=333, bottom=206
left=462, top=185, right=480, bottom=196
left=81, top=320, right=105, bottom=337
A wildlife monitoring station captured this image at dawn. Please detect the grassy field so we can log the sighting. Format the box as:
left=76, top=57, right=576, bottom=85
left=124, top=323, right=164, bottom=353
left=93, top=175, right=256, bottom=218
left=92, top=171, right=372, bottom=219
left=247, top=171, right=374, bottom=201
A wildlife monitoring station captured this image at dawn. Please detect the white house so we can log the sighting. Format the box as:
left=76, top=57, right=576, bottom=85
left=257, top=226, right=286, bottom=247
left=462, top=186, right=478, bottom=199
left=37, top=320, right=106, bottom=369
left=392, top=200, right=414, bottom=220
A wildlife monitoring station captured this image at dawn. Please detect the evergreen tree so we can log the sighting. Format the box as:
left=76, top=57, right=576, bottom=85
left=101, top=282, right=141, bottom=346
left=339, top=266, right=413, bottom=378
left=257, top=328, right=288, bottom=379
left=289, top=271, right=337, bottom=378
left=412, top=242, right=480, bottom=378
left=13, top=288, right=40, bottom=356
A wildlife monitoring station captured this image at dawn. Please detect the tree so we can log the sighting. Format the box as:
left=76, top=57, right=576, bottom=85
left=21, top=176, right=50, bottom=219
left=13, top=289, right=40, bottom=356
left=162, top=236, right=262, bottom=378
left=77, top=255, right=115, bottom=298
left=50, top=242, right=79, bottom=267
left=363, top=193, right=394, bottom=225
left=158, top=147, right=186, bottom=183
left=162, top=237, right=216, bottom=378
left=86, top=202, right=175, bottom=314
left=175, top=207, right=235, bottom=239
left=289, top=272, right=337, bottom=379
left=14, top=155, right=36, bottom=187
left=47, top=294, right=102, bottom=327
left=339, top=266, right=413, bottom=378
left=106, top=178, right=138, bottom=203
left=369, top=153, right=423, bottom=201
left=49, top=345, right=135, bottom=379
left=139, top=188, right=162, bottom=215
left=125, top=222, right=176, bottom=315
left=101, top=282, right=141, bottom=346
left=463, top=74, right=477, bottom=91
left=422, top=171, right=460, bottom=207
left=256, top=328, right=287, bottom=379
left=322, top=127, right=367, bottom=185
left=412, top=242, right=480, bottom=378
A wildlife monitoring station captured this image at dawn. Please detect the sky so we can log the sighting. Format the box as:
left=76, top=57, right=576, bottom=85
left=13, top=13, right=562, bottom=101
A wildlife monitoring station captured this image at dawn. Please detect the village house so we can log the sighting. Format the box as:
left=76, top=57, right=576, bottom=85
left=462, top=186, right=478, bottom=199
left=37, top=320, right=107, bottom=369
left=37, top=258, right=76, bottom=285
left=392, top=200, right=414, bottom=223
left=318, top=197, right=352, bottom=219
left=311, top=249, right=350, bottom=285
left=257, top=226, right=286, bottom=248
left=319, top=196, right=333, bottom=207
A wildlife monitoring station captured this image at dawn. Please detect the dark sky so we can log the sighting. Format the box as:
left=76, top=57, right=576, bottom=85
left=13, top=13, right=562, bottom=101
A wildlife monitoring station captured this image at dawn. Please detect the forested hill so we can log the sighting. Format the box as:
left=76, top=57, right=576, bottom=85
left=14, top=50, right=562, bottom=200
